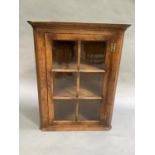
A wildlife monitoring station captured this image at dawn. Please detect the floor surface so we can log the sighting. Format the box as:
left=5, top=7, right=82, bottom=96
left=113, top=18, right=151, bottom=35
left=19, top=81, right=134, bottom=155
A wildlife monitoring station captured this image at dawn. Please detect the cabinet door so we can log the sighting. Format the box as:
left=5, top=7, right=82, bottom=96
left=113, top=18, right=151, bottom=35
left=45, top=33, right=119, bottom=125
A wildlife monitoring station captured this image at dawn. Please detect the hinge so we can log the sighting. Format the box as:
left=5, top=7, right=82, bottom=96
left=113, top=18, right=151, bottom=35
left=111, top=42, right=116, bottom=53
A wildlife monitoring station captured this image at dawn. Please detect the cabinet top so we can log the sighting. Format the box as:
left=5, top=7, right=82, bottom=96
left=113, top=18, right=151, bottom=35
left=28, top=21, right=130, bottom=31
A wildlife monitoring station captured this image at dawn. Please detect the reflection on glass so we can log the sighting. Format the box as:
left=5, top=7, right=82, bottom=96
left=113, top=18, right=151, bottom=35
left=80, top=73, right=103, bottom=97
left=80, top=41, right=106, bottom=70
left=54, top=100, right=76, bottom=120
left=52, top=41, right=77, bottom=69
left=53, top=72, right=77, bottom=97
left=78, top=100, right=100, bottom=120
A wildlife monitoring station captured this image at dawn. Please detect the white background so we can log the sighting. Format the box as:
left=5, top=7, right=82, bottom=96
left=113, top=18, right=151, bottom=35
left=1, top=0, right=155, bottom=155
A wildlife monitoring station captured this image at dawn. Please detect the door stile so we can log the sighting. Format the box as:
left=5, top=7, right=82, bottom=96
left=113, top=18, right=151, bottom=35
left=100, top=40, right=113, bottom=123
left=45, top=34, right=54, bottom=124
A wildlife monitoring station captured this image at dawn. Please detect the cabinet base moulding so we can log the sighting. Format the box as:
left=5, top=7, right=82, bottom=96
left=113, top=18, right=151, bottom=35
left=40, top=125, right=112, bottom=131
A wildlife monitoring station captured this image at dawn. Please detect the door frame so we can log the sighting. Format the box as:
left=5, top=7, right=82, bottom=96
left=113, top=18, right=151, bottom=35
left=44, top=32, right=122, bottom=129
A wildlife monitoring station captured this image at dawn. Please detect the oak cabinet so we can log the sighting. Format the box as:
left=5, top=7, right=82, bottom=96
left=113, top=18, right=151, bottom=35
left=28, top=21, right=130, bottom=131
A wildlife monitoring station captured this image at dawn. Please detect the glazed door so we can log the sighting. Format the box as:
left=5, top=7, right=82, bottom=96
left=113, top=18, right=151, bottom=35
left=45, top=33, right=116, bottom=125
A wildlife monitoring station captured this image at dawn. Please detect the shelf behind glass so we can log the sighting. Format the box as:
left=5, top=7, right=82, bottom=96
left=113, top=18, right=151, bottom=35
left=79, top=72, right=103, bottom=98
left=78, top=100, right=100, bottom=121
left=53, top=100, right=76, bottom=121
left=52, top=72, right=77, bottom=97
left=52, top=40, right=77, bottom=70
left=52, top=72, right=103, bottom=99
left=80, top=41, right=106, bottom=71
left=51, top=40, right=106, bottom=72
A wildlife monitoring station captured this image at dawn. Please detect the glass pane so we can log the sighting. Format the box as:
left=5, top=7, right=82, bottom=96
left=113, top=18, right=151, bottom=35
left=80, top=41, right=106, bottom=70
left=78, top=100, right=100, bottom=120
left=53, top=72, right=77, bottom=97
left=80, top=73, right=103, bottom=97
left=54, top=100, right=76, bottom=120
left=52, top=40, right=77, bottom=70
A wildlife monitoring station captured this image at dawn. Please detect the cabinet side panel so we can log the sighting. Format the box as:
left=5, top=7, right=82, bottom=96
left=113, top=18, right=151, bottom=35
left=104, top=33, right=125, bottom=127
left=100, top=41, right=112, bottom=123
left=33, top=29, right=49, bottom=129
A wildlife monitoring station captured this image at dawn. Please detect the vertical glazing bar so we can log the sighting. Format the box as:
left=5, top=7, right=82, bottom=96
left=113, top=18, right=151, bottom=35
left=75, top=100, right=79, bottom=121
left=75, top=40, right=81, bottom=121
left=100, top=41, right=112, bottom=122
left=51, top=40, right=54, bottom=122
left=77, top=40, right=81, bottom=95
